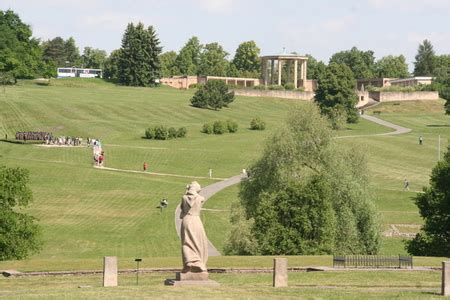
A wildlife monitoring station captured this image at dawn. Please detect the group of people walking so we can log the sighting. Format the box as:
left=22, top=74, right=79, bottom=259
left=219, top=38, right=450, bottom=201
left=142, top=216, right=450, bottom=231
left=15, top=131, right=52, bottom=142
left=91, top=139, right=104, bottom=167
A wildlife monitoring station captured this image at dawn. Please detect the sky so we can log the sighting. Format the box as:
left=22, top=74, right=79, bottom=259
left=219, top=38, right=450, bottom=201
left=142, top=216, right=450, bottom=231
left=2, top=0, right=450, bottom=69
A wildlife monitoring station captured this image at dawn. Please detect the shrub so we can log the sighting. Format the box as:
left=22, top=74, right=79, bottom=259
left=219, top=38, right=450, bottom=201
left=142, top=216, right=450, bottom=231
left=296, top=87, right=305, bottom=92
left=213, top=121, right=227, bottom=134
left=177, top=127, right=187, bottom=138
left=202, top=123, right=213, bottom=134
left=227, top=119, right=239, bottom=133
left=154, top=125, right=168, bottom=140
left=189, top=83, right=203, bottom=89
left=268, top=84, right=284, bottom=90
left=253, top=85, right=267, bottom=90
left=250, top=118, right=266, bottom=130
left=284, top=83, right=295, bottom=90
left=190, top=80, right=235, bottom=110
left=145, top=127, right=156, bottom=139
left=168, top=127, right=178, bottom=139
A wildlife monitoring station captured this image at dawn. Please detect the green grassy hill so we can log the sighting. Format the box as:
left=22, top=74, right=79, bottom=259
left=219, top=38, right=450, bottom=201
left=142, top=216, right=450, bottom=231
left=0, top=78, right=448, bottom=271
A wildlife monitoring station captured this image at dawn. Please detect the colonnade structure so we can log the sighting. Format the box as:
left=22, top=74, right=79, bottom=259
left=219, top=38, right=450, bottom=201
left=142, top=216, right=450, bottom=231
left=261, top=54, right=308, bottom=90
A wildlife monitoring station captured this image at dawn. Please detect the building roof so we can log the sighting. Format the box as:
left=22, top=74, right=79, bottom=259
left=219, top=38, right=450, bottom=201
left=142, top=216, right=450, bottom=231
left=261, top=53, right=308, bottom=60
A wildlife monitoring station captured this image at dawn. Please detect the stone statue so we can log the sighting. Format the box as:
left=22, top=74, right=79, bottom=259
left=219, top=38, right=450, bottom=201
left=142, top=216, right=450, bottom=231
left=180, top=181, right=208, bottom=273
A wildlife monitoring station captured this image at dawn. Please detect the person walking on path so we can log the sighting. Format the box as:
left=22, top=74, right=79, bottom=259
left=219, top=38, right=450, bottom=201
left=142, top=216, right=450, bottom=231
left=404, top=178, right=410, bottom=191
left=208, top=168, right=212, bottom=179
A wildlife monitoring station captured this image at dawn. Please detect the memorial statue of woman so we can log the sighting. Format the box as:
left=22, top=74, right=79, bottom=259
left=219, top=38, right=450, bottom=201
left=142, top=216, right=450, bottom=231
left=180, top=181, right=208, bottom=273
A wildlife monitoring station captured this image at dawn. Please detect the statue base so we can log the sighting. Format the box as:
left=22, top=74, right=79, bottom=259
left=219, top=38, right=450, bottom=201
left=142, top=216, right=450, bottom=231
left=164, top=272, right=220, bottom=286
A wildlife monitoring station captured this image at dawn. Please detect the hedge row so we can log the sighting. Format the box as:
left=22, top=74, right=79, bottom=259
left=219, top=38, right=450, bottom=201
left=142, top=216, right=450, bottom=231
left=202, top=120, right=238, bottom=135
left=145, top=125, right=187, bottom=140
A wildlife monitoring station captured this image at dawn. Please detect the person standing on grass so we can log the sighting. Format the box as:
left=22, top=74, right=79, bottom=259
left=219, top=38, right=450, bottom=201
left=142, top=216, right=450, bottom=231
left=208, top=168, right=212, bottom=178
left=143, top=162, right=148, bottom=172
left=419, top=136, right=423, bottom=145
left=404, top=178, right=410, bottom=191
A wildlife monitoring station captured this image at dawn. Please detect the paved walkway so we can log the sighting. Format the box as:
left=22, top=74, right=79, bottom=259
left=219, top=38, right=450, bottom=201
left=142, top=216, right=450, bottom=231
left=174, top=174, right=245, bottom=256
left=336, top=114, right=411, bottom=139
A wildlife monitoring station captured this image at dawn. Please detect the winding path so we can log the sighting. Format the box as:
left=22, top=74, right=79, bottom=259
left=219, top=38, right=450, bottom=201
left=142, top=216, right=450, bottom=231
left=174, top=174, right=245, bottom=256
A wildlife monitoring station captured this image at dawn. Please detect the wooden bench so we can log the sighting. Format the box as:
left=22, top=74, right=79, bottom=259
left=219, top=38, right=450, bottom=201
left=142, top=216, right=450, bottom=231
left=333, top=255, right=413, bottom=269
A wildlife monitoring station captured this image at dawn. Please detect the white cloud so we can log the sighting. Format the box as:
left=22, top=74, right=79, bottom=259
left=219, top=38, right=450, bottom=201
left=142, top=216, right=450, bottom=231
left=80, top=12, right=147, bottom=31
left=367, top=0, right=450, bottom=12
left=321, top=16, right=356, bottom=33
left=194, top=0, right=236, bottom=13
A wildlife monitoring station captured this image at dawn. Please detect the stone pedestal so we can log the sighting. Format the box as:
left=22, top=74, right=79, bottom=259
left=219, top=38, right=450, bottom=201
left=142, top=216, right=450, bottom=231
left=103, top=256, right=118, bottom=287
left=273, top=258, right=288, bottom=287
left=443, top=261, right=450, bottom=296
left=165, top=272, right=219, bottom=286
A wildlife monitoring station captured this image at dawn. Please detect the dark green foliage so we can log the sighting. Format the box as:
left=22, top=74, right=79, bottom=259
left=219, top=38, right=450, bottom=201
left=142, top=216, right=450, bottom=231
left=329, top=47, right=375, bottom=79
left=250, top=118, right=266, bottom=130
left=375, top=55, right=410, bottom=78
left=253, top=85, right=267, bottom=90
left=198, top=43, right=229, bottom=76
left=226, top=119, right=238, bottom=133
left=190, top=80, right=235, bottom=110
left=176, top=127, right=187, bottom=138
left=406, top=146, right=450, bottom=256
left=231, top=104, right=380, bottom=255
left=213, top=120, right=227, bottom=134
left=175, top=36, right=202, bottom=76
left=315, top=62, right=358, bottom=124
left=202, top=123, right=213, bottom=134
left=118, top=22, right=162, bottom=86
left=268, top=85, right=284, bottom=90
left=168, top=127, right=178, bottom=139
left=42, top=37, right=81, bottom=68
left=103, top=50, right=121, bottom=81
left=145, top=127, right=155, bottom=139
left=146, top=126, right=186, bottom=139
left=231, top=41, right=261, bottom=77
left=160, top=51, right=179, bottom=77
left=188, top=83, right=203, bottom=89
left=0, top=166, right=42, bottom=260
left=306, top=55, right=327, bottom=80
left=284, top=83, right=295, bottom=90
left=81, top=47, right=107, bottom=69
left=154, top=125, right=168, bottom=140
left=0, top=71, right=16, bottom=85
left=0, top=10, right=49, bottom=79
left=414, top=40, right=436, bottom=76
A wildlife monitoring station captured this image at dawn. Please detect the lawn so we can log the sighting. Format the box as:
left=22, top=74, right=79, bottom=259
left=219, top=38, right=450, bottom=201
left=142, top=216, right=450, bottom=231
left=0, top=79, right=449, bottom=273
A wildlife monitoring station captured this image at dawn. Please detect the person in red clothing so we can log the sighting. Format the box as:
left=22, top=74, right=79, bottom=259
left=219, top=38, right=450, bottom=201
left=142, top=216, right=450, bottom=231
left=143, top=162, right=148, bottom=172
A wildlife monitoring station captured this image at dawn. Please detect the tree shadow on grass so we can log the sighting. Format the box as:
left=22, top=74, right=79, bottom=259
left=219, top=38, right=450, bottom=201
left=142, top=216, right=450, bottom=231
left=427, top=125, right=450, bottom=127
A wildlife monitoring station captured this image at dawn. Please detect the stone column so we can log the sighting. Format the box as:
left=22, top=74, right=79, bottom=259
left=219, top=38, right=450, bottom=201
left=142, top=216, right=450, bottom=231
left=303, top=60, right=308, bottom=88
left=294, top=60, right=298, bottom=89
left=103, top=256, right=118, bottom=287
left=277, top=60, right=282, bottom=86
left=273, top=258, right=288, bottom=287
left=270, top=59, right=275, bottom=85
left=443, top=261, right=450, bottom=296
left=263, top=59, right=269, bottom=86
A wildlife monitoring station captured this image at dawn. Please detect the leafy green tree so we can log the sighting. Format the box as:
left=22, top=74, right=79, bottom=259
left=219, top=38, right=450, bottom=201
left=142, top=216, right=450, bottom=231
left=81, top=47, right=107, bottom=69
left=0, top=166, right=42, bottom=260
left=160, top=51, right=179, bottom=77
left=233, top=104, right=380, bottom=255
left=231, top=41, right=260, bottom=78
left=315, top=62, right=358, bottom=124
left=190, top=80, right=234, bottom=109
left=306, top=55, right=327, bottom=80
left=118, top=22, right=162, bottom=86
left=329, top=47, right=376, bottom=79
left=375, top=55, right=409, bottom=78
left=198, top=43, right=229, bottom=76
left=406, top=146, right=450, bottom=256
left=103, top=49, right=120, bottom=80
left=42, top=37, right=81, bottom=67
left=414, top=39, right=436, bottom=76
left=175, top=36, right=202, bottom=76
left=0, top=10, right=47, bottom=79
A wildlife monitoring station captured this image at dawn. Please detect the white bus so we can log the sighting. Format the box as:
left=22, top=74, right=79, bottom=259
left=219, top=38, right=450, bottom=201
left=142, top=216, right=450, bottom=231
left=57, top=68, right=103, bottom=79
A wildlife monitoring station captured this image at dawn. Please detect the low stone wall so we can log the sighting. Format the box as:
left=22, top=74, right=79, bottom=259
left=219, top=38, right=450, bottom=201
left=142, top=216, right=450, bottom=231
left=369, top=91, right=439, bottom=102
left=233, top=89, right=314, bottom=101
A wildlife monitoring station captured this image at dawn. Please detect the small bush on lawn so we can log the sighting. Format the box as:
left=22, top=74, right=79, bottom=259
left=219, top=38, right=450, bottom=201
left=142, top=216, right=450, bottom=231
left=177, top=127, right=187, bottom=138
left=268, top=85, right=284, bottom=90
left=202, top=123, right=213, bottom=134
left=154, top=125, right=169, bottom=140
left=145, top=127, right=156, bottom=139
left=190, top=80, right=235, bottom=109
left=168, top=127, right=178, bottom=139
left=250, top=118, right=266, bottom=130
left=213, top=121, right=227, bottom=134
left=227, top=119, right=239, bottom=133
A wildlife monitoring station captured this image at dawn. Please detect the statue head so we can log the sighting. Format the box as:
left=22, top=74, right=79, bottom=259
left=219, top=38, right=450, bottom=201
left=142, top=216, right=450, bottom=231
left=187, top=181, right=201, bottom=194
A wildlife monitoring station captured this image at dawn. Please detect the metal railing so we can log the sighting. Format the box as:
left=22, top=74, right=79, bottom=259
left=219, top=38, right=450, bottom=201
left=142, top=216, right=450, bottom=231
left=333, top=255, right=413, bottom=269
